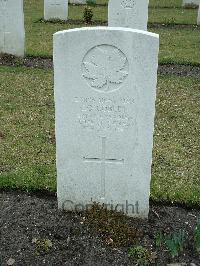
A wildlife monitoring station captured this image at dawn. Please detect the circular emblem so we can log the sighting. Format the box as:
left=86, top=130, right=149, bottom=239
left=82, top=44, right=129, bottom=93
left=121, top=0, right=135, bottom=9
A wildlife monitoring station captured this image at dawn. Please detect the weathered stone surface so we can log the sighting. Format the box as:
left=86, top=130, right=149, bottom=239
left=53, top=27, right=159, bottom=218
left=44, top=0, right=68, bottom=21
left=0, top=0, right=25, bottom=57
left=108, top=0, right=149, bottom=30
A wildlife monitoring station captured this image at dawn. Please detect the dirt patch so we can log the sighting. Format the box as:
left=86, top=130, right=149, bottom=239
left=159, top=64, right=200, bottom=78
left=0, top=54, right=200, bottom=78
left=36, top=18, right=200, bottom=30
left=0, top=191, right=200, bottom=265
left=0, top=54, right=53, bottom=70
left=148, top=23, right=200, bottom=29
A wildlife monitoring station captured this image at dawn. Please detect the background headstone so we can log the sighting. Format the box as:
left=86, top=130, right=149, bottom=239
left=54, top=27, right=159, bottom=218
left=69, top=0, right=86, bottom=4
left=182, top=0, right=199, bottom=7
left=0, top=0, right=25, bottom=57
left=108, top=0, right=149, bottom=30
left=198, top=4, right=200, bottom=24
left=44, top=0, right=68, bottom=20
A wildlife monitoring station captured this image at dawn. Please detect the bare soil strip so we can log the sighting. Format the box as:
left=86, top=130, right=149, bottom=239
left=0, top=191, right=199, bottom=265
left=36, top=18, right=200, bottom=30
left=0, top=55, right=199, bottom=77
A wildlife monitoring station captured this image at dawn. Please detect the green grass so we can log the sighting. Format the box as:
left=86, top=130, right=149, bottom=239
left=23, top=0, right=200, bottom=64
left=152, top=75, right=200, bottom=204
left=0, top=67, right=56, bottom=191
left=150, top=0, right=182, bottom=8
left=0, top=66, right=199, bottom=205
left=157, top=28, right=200, bottom=65
left=149, top=8, right=198, bottom=25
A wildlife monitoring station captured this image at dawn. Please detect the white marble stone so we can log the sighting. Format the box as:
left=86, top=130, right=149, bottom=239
left=182, top=0, right=199, bottom=7
left=0, top=0, right=25, bottom=57
left=198, top=4, right=200, bottom=24
left=69, top=0, right=86, bottom=4
left=108, top=0, right=149, bottom=31
left=54, top=27, right=159, bottom=218
left=44, top=0, right=68, bottom=20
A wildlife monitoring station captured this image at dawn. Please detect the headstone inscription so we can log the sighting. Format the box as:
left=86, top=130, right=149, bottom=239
left=44, top=0, right=68, bottom=21
left=108, top=0, right=149, bottom=30
left=53, top=27, right=159, bottom=218
left=0, top=0, right=25, bottom=57
left=69, top=0, right=86, bottom=4
left=182, top=0, right=199, bottom=7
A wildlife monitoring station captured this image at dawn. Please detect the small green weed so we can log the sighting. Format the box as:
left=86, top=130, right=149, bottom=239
left=155, top=230, right=186, bottom=258
left=128, top=246, right=154, bottom=266
left=155, top=231, right=164, bottom=248
left=32, top=238, right=53, bottom=254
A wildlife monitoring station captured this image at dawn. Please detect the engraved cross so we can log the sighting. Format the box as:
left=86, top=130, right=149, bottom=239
left=83, top=137, right=124, bottom=199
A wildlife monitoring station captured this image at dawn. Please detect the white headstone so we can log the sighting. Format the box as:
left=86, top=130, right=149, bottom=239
left=0, top=0, right=25, bottom=57
left=198, top=4, right=200, bottom=24
left=44, top=0, right=68, bottom=21
left=182, top=0, right=199, bottom=7
left=69, top=0, right=86, bottom=4
left=108, top=0, right=149, bottom=31
left=54, top=27, right=159, bottom=218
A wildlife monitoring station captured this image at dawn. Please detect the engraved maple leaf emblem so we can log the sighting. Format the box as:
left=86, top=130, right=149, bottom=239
left=82, top=45, right=128, bottom=92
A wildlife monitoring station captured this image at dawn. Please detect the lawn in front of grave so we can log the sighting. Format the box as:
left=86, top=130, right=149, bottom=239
left=0, top=66, right=199, bottom=206
left=0, top=66, right=56, bottom=192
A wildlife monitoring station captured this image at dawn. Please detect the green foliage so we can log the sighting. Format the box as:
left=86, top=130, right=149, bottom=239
left=83, top=6, right=93, bottom=24
left=86, top=0, right=96, bottom=7
left=155, top=230, right=186, bottom=258
left=194, top=218, right=200, bottom=256
left=32, top=238, right=53, bottom=254
left=128, top=246, right=151, bottom=266
left=155, top=231, right=164, bottom=248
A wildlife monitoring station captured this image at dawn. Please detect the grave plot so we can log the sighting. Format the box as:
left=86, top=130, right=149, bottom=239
left=0, top=0, right=200, bottom=264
